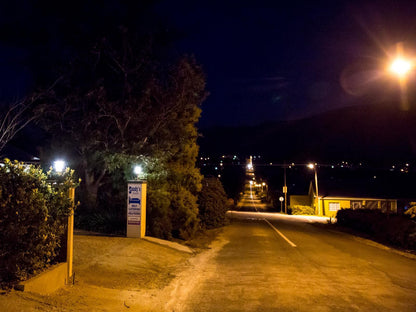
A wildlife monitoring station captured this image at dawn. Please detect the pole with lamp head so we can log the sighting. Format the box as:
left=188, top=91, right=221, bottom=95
left=388, top=43, right=416, bottom=162
left=308, top=163, right=320, bottom=216
left=53, top=159, right=75, bottom=285
left=389, top=44, right=413, bottom=110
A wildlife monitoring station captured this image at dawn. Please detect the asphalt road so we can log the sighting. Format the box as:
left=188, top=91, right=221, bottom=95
left=175, top=189, right=416, bottom=311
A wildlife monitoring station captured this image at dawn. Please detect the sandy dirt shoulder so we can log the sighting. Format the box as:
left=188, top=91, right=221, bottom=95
left=0, top=229, right=223, bottom=312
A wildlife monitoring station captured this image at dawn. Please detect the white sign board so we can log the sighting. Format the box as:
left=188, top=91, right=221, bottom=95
left=127, top=181, right=146, bottom=238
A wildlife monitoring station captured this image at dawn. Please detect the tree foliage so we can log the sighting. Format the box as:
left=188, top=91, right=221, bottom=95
left=0, top=159, right=77, bottom=285
left=38, top=28, right=207, bottom=239
left=405, top=202, right=416, bottom=219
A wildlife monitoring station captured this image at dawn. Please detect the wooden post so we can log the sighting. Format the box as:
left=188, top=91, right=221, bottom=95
left=67, top=187, right=75, bottom=284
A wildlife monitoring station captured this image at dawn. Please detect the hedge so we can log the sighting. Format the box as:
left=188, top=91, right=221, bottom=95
left=290, top=205, right=315, bottom=215
left=336, top=209, right=416, bottom=250
left=0, top=159, right=78, bottom=286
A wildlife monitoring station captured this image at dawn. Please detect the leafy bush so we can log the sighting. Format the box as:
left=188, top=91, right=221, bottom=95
left=290, top=205, right=315, bottom=215
left=336, top=209, right=416, bottom=250
left=405, top=202, right=416, bottom=219
left=0, top=159, right=77, bottom=285
left=198, top=177, right=229, bottom=229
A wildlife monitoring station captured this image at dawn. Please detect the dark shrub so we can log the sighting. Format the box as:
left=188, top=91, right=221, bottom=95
left=336, top=209, right=416, bottom=250
left=198, top=177, right=229, bottom=229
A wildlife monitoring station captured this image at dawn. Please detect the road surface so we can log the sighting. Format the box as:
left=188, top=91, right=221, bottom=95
left=168, top=189, right=416, bottom=311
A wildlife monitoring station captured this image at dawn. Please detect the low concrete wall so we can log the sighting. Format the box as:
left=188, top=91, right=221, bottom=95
left=18, top=262, right=68, bottom=295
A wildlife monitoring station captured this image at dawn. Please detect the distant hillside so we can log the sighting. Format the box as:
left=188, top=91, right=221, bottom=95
left=198, top=101, right=416, bottom=164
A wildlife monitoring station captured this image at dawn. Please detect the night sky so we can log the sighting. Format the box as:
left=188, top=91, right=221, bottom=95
left=1, top=1, right=416, bottom=128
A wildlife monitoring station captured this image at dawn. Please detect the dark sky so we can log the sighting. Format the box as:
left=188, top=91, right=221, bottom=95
left=153, top=0, right=416, bottom=127
left=1, top=0, right=416, bottom=128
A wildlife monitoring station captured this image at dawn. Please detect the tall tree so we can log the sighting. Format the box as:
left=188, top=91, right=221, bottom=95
left=38, top=28, right=207, bottom=239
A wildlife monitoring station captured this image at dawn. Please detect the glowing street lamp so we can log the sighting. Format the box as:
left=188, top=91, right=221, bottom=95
left=308, top=163, right=320, bottom=216
left=388, top=43, right=414, bottom=111
left=390, top=58, right=412, bottom=77
left=133, top=165, right=143, bottom=179
left=53, top=159, right=66, bottom=173
left=52, top=158, right=75, bottom=281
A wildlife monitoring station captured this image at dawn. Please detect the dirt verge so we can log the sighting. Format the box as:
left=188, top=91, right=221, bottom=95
left=0, top=228, right=222, bottom=311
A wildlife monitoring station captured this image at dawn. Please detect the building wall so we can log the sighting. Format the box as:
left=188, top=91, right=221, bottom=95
left=322, top=199, right=351, bottom=218
left=321, top=198, right=398, bottom=217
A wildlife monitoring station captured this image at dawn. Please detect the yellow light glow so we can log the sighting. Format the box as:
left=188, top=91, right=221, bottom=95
left=390, top=58, right=412, bottom=77
left=307, top=163, right=315, bottom=169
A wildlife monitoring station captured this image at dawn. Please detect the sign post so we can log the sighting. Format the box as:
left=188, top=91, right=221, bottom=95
left=279, top=196, right=284, bottom=212
left=127, top=180, right=147, bottom=238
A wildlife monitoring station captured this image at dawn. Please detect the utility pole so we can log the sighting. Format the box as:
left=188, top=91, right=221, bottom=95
left=283, top=162, right=287, bottom=214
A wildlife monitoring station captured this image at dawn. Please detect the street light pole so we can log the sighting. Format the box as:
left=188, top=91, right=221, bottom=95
left=314, top=167, right=319, bottom=216
left=308, top=163, right=320, bottom=216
